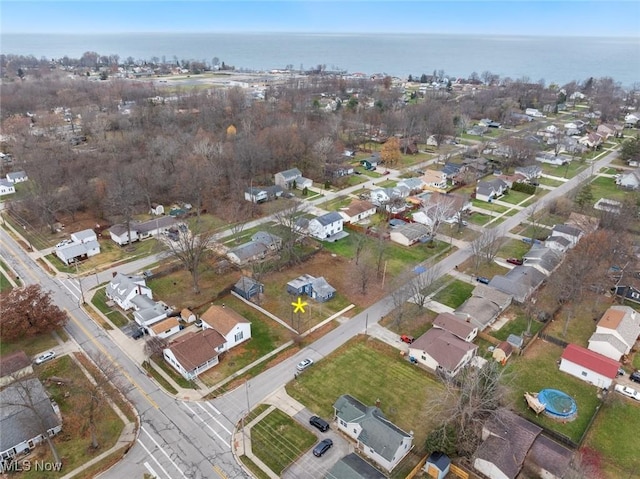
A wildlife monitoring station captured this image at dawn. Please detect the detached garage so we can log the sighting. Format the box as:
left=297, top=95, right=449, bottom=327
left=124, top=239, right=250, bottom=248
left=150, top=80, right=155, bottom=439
left=559, top=344, right=620, bottom=389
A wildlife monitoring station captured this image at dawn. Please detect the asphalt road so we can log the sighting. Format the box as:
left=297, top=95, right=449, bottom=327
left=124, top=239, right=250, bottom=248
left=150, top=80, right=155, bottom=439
left=0, top=147, right=618, bottom=478
left=0, top=227, right=247, bottom=479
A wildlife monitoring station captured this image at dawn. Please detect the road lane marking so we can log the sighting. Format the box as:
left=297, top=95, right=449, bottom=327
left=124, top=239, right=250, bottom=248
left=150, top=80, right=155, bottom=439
left=143, top=461, right=161, bottom=479
left=207, top=403, right=221, bottom=415
left=57, top=278, right=79, bottom=301
left=65, top=308, right=158, bottom=409
left=181, top=403, right=231, bottom=449
left=197, top=402, right=232, bottom=435
left=142, top=426, right=188, bottom=478
left=137, top=440, right=172, bottom=479
left=212, top=464, right=228, bottom=478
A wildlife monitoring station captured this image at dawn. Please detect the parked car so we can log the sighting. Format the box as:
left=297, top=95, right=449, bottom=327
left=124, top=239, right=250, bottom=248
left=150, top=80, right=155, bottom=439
left=506, top=257, right=523, bottom=265
left=617, top=368, right=625, bottom=377
left=132, top=328, right=145, bottom=340
left=297, top=358, right=314, bottom=371
left=630, top=371, right=640, bottom=383
left=614, top=384, right=640, bottom=401
left=476, top=276, right=490, bottom=284
left=313, top=438, right=333, bottom=457
left=34, top=351, right=56, bottom=365
left=194, top=318, right=203, bottom=328
left=400, top=335, right=414, bottom=344
left=309, top=416, right=330, bottom=432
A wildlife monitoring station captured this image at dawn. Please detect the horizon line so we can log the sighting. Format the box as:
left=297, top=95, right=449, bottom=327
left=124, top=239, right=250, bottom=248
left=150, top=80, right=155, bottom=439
left=3, top=30, right=639, bottom=39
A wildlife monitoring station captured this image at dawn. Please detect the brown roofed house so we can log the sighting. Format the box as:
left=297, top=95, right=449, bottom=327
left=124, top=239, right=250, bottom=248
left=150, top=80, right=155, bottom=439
left=163, top=329, right=226, bottom=380
left=200, top=305, right=252, bottom=353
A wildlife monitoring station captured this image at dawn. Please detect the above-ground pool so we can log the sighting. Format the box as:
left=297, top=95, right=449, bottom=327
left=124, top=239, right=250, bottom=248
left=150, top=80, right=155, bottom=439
left=537, top=388, right=578, bottom=421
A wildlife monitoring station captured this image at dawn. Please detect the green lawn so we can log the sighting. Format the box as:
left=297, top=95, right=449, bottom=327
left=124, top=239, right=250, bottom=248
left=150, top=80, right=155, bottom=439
left=498, top=239, right=533, bottom=259
left=0, top=271, right=12, bottom=292
left=142, top=360, right=178, bottom=394
left=0, top=331, right=61, bottom=357
left=91, top=288, right=130, bottom=328
left=537, top=176, right=565, bottom=187
left=508, top=342, right=602, bottom=444
left=29, top=355, right=125, bottom=479
left=583, top=395, right=640, bottom=478
left=250, top=408, right=316, bottom=475
left=490, top=312, right=544, bottom=341
left=321, top=231, right=452, bottom=277
left=499, top=190, right=532, bottom=205
left=471, top=199, right=510, bottom=213
left=431, top=279, right=474, bottom=309
left=589, top=175, right=629, bottom=202
left=540, top=161, right=588, bottom=179
left=287, top=337, right=445, bottom=448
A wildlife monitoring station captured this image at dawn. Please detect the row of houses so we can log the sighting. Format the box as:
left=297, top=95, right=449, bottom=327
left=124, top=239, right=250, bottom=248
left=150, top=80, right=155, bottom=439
left=0, top=170, right=28, bottom=196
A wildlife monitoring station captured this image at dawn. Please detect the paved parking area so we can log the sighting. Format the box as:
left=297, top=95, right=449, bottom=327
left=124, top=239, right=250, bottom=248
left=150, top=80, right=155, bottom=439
left=281, top=410, right=352, bottom=479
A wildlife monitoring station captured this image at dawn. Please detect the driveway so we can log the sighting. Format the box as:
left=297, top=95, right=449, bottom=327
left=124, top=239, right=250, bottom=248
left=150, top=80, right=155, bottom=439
left=281, top=410, right=352, bottom=479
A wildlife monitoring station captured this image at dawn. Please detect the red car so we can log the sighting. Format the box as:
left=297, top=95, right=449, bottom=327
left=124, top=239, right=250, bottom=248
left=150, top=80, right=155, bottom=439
left=400, top=335, right=414, bottom=344
left=506, top=258, right=523, bottom=265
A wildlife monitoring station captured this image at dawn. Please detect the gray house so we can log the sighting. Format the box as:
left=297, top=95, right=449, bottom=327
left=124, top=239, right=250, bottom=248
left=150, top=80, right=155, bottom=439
left=333, top=394, right=413, bottom=472
left=0, top=379, right=62, bottom=470
left=233, top=276, right=264, bottom=301
left=287, top=274, right=336, bottom=302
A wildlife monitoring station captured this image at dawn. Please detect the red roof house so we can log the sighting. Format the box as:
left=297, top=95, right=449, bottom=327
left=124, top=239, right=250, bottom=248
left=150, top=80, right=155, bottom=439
left=559, top=343, right=620, bottom=389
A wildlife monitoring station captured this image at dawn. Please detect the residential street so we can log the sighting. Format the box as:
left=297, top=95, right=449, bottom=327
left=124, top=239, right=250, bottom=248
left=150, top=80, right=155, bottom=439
left=0, top=148, right=619, bottom=479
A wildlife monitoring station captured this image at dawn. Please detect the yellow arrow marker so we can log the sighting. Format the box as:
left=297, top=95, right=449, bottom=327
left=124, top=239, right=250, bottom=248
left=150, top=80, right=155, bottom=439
left=291, top=297, right=307, bottom=314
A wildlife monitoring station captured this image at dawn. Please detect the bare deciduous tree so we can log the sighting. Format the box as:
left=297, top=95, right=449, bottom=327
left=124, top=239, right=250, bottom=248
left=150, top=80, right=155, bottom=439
left=425, top=362, right=509, bottom=458
left=470, top=228, right=505, bottom=272
left=165, top=220, right=216, bottom=294
left=144, top=336, right=169, bottom=357
left=407, top=265, right=441, bottom=309
left=273, top=200, right=308, bottom=265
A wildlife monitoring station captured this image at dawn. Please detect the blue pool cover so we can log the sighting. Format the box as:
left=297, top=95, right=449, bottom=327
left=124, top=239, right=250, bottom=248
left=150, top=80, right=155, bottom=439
left=538, top=388, right=577, bottom=420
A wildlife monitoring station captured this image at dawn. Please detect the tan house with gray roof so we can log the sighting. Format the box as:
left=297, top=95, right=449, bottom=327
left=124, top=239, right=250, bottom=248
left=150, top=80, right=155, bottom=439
left=588, top=305, right=640, bottom=361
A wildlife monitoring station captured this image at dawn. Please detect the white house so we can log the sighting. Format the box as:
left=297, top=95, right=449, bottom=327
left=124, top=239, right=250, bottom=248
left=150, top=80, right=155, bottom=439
left=559, top=344, right=620, bottom=389
left=333, top=394, right=413, bottom=472
left=148, top=317, right=181, bottom=339
left=307, top=211, right=344, bottom=240
left=109, top=216, right=178, bottom=246
left=616, top=169, right=640, bottom=189
left=0, top=179, right=16, bottom=196
left=5, top=171, right=28, bottom=183
left=588, top=306, right=640, bottom=361
left=200, top=305, right=251, bottom=353
left=339, top=199, right=377, bottom=224
left=106, top=273, right=152, bottom=310
left=525, top=108, right=544, bottom=118
left=421, top=169, right=448, bottom=190
left=0, top=378, right=63, bottom=470
left=544, top=224, right=583, bottom=252
left=131, top=295, right=169, bottom=329
left=475, top=178, right=507, bottom=202
left=390, top=222, right=431, bottom=246
left=409, top=328, right=478, bottom=378
left=163, top=329, right=226, bottom=380
left=274, top=168, right=312, bottom=190
left=369, top=188, right=390, bottom=205
left=55, top=240, right=101, bottom=265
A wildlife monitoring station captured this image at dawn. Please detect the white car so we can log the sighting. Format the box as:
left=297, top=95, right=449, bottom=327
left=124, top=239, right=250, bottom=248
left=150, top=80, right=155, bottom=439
left=614, top=384, right=640, bottom=401
left=34, top=351, right=56, bottom=365
left=296, top=358, right=314, bottom=371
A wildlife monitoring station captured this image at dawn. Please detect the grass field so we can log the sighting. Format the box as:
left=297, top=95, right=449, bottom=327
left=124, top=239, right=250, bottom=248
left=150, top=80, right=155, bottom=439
left=287, top=337, right=445, bottom=448
left=0, top=331, right=61, bottom=357
left=90, top=288, right=130, bottom=328
left=508, top=341, right=601, bottom=444
left=589, top=175, right=629, bottom=202
left=250, top=408, right=316, bottom=475
left=198, top=296, right=294, bottom=387
left=497, top=238, right=533, bottom=260
left=583, top=396, right=640, bottom=478
left=0, top=270, right=12, bottom=292
left=431, top=279, right=474, bottom=308
left=26, top=355, right=125, bottom=479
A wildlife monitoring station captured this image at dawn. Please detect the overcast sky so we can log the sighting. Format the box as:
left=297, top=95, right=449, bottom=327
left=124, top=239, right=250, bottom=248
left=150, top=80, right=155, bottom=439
left=2, top=0, right=639, bottom=37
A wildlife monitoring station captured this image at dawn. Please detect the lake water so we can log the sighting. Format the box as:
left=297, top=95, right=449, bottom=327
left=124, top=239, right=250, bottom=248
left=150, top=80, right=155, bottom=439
left=2, top=32, right=639, bottom=87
